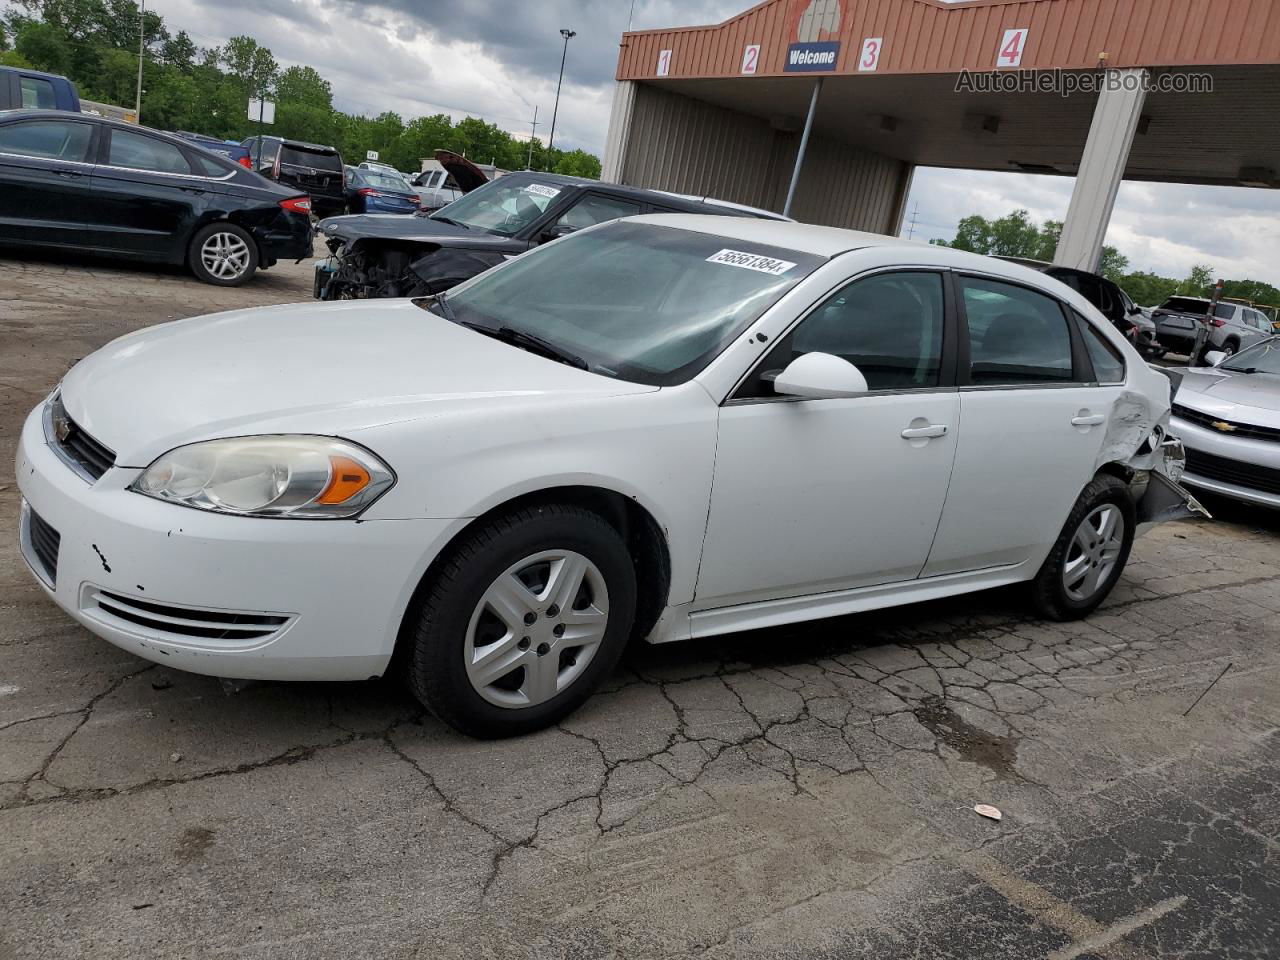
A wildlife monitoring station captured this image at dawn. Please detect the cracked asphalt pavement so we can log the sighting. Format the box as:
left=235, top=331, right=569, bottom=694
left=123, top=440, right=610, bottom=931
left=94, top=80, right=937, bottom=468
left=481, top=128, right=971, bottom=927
left=3, top=252, right=1279, bottom=959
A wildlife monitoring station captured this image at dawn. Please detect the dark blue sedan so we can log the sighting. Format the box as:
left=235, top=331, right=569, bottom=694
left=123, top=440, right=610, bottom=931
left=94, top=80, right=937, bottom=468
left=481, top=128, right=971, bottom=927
left=345, top=169, right=420, bottom=215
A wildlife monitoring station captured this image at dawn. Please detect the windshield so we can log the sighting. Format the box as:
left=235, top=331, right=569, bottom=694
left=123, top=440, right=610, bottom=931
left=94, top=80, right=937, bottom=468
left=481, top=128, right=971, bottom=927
left=1219, top=338, right=1280, bottom=374
left=437, top=220, right=825, bottom=385
left=432, top=178, right=563, bottom=236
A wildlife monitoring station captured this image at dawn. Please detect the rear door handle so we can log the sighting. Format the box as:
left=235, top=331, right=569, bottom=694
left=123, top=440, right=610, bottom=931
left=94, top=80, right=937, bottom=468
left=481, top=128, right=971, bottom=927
left=1071, top=414, right=1106, bottom=427
left=57, top=170, right=83, bottom=179
left=901, top=425, right=949, bottom=440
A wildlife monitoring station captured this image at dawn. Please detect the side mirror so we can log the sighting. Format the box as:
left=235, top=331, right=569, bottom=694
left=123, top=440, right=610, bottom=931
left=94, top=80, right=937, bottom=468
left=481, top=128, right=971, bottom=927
left=1128, top=305, right=1143, bottom=316
left=1202, top=350, right=1228, bottom=367
left=773, top=352, right=869, bottom=399
left=539, top=223, right=576, bottom=244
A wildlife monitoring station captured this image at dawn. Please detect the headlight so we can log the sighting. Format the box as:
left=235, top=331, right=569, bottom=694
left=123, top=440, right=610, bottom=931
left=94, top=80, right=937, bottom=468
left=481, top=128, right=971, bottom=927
left=129, top=436, right=394, bottom=519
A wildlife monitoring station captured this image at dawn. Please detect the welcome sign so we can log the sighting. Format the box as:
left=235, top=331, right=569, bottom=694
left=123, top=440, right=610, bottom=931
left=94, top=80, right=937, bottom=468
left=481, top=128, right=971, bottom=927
left=784, top=0, right=843, bottom=73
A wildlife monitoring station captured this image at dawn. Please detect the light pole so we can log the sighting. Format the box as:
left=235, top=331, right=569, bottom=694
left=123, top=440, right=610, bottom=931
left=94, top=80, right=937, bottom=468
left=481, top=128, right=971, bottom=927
left=134, top=0, right=145, bottom=121
left=546, top=28, right=576, bottom=168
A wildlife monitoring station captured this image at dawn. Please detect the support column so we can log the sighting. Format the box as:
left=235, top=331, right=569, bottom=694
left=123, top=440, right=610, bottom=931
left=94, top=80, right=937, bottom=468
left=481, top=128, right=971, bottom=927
left=600, top=80, right=637, bottom=184
left=888, top=163, right=916, bottom=237
left=783, top=77, right=823, bottom=219
left=1054, top=68, right=1148, bottom=273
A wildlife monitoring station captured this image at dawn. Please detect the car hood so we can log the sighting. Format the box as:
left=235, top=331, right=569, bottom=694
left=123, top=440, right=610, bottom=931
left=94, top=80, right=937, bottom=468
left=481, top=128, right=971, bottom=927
left=318, top=213, right=520, bottom=249
left=435, top=149, right=488, bottom=193
left=1174, top=368, right=1280, bottom=427
left=60, top=300, right=655, bottom=466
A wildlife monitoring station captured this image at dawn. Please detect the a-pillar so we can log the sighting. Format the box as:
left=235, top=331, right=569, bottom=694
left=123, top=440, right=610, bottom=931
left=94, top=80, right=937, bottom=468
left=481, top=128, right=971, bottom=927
left=1054, top=68, right=1149, bottom=273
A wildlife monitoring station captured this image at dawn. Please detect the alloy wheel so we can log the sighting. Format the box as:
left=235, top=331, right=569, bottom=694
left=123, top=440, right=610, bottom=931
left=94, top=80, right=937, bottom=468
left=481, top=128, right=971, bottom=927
left=1062, top=504, right=1126, bottom=602
left=200, top=232, right=252, bottom=281
left=464, top=550, right=609, bottom=708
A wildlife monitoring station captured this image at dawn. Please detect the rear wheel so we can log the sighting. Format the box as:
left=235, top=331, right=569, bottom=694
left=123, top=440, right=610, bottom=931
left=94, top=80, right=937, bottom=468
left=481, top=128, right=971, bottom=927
left=1029, top=475, right=1135, bottom=621
left=405, top=504, right=636, bottom=738
left=188, top=222, right=258, bottom=286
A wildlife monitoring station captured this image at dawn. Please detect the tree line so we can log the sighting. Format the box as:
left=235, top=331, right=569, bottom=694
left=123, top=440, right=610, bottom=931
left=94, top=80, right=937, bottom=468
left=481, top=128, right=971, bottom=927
left=932, top=209, right=1280, bottom=310
left=0, top=0, right=602, bottom=178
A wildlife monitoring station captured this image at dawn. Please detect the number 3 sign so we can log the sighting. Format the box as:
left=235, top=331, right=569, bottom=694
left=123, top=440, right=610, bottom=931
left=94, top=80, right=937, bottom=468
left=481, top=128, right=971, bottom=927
left=996, top=28, right=1028, bottom=68
left=859, top=37, right=883, bottom=72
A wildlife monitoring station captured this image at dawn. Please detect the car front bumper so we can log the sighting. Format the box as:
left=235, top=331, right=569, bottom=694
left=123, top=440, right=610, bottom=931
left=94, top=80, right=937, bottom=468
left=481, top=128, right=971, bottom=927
left=16, top=405, right=458, bottom=681
left=1170, top=414, right=1280, bottom=509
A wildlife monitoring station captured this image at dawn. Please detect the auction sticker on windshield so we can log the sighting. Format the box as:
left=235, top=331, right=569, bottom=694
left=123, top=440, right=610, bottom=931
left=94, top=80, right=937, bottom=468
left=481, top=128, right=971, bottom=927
left=523, top=184, right=561, bottom=200
left=706, top=249, right=797, bottom=275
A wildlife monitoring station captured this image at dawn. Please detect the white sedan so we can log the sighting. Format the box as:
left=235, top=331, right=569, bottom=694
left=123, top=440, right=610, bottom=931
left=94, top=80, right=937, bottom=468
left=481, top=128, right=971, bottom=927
left=17, top=216, right=1197, bottom=737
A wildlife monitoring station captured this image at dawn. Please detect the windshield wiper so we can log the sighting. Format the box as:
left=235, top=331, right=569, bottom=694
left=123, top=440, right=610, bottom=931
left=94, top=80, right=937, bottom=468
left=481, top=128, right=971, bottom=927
left=495, top=327, right=588, bottom=369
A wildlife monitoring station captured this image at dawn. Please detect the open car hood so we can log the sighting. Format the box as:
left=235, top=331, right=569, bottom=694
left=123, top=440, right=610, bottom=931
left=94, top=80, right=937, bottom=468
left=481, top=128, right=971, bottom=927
left=435, top=149, right=488, bottom=193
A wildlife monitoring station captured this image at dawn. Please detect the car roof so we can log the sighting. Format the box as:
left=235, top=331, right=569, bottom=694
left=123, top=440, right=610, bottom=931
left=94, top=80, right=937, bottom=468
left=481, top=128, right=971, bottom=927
left=495, top=171, right=787, bottom=218
left=1, top=109, right=230, bottom=153
left=623, top=213, right=934, bottom=257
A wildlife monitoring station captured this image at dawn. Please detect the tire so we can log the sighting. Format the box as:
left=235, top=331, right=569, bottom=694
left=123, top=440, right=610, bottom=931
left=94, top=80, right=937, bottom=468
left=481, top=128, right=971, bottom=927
left=1028, top=474, right=1135, bottom=622
left=188, top=222, right=259, bottom=286
left=405, top=503, right=637, bottom=738
left=1221, top=340, right=1238, bottom=357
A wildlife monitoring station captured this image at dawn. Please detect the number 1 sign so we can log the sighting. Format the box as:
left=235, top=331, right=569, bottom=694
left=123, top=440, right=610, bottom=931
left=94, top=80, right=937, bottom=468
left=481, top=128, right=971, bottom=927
left=859, top=37, right=883, bottom=72
left=657, top=49, right=672, bottom=77
left=996, top=28, right=1028, bottom=68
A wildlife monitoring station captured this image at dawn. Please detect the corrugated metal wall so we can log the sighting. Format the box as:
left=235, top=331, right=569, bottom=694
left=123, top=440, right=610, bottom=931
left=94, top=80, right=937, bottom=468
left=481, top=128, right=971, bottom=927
left=620, top=83, right=911, bottom=232
left=618, top=0, right=1280, bottom=79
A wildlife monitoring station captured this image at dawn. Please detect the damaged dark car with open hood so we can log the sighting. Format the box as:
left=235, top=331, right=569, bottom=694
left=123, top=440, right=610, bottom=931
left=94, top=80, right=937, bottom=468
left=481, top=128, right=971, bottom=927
left=313, top=158, right=788, bottom=301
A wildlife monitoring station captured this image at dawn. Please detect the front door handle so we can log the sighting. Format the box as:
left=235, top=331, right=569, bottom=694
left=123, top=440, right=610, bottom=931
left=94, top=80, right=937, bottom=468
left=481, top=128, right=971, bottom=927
left=901, top=424, right=949, bottom=440
left=1071, top=413, right=1106, bottom=427
left=57, top=170, right=84, bottom=179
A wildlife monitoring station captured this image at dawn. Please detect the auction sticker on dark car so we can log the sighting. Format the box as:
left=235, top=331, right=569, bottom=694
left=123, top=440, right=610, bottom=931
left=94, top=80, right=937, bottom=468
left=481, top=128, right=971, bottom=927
left=706, top=249, right=797, bottom=275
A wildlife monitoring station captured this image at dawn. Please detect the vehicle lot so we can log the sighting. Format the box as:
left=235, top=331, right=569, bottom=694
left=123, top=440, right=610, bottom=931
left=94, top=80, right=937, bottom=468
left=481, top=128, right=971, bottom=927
left=3, top=255, right=1280, bottom=959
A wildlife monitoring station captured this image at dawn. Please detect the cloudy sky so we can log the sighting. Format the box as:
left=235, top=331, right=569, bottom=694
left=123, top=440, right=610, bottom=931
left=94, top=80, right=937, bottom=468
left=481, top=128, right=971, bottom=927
left=147, top=0, right=1280, bottom=290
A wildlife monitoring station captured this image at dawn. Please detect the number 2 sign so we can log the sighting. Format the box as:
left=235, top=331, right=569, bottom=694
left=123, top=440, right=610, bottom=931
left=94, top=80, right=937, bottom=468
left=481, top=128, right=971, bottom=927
left=741, top=44, right=760, bottom=74
left=859, top=37, right=883, bottom=72
left=996, top=28, right=1028, bottom=68
left=657, top=49, right=672, bottom=77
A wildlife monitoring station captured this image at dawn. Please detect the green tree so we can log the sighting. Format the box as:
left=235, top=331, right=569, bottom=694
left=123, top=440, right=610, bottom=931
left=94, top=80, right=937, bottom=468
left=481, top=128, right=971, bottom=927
left=220, top=35, right=278, bottom=97
left=554, top=148, right=602, bottom=179
left=1179, top=264, right=1214, bottom=297
left=14, top=19, right=73, bottom=73
left=161, top=29, right=197, bottom=71
left=276, top=65, right=331, bottom=109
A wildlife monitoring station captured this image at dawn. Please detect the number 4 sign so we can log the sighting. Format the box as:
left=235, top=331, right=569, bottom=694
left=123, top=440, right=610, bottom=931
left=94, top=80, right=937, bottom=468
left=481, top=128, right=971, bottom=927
left=741, top=44, right=760, bottom=74
left=859, top=37, right=883, bottom=72
left=996, top=28, right=1029, bottom=68
left=656, top=49, right=672, bottom=77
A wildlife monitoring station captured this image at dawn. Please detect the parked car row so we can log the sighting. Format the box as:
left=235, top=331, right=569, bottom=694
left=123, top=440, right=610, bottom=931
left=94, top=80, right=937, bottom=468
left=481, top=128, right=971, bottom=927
left=0, top=109, right=313, bottom=285
left=313, top=169, right=790, bottom=300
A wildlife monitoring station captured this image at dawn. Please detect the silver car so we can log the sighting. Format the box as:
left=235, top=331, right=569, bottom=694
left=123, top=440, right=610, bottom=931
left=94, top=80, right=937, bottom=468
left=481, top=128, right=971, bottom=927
left=1168, top=337, right=1280, bottom=508
left=1153, top=297, right=1272, bottom=361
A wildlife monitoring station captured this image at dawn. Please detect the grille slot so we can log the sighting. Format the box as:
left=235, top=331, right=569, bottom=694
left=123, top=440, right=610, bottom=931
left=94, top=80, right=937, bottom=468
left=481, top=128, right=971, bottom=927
left=47, top=396, right=116, bottom=481
left=26, top=508, right=61, bottom=586
left=1185, top=449, right=1280, bottom=495
left=93, top=591, right=290, bottom=642
left=1174, top=404, right=1280, bottom=444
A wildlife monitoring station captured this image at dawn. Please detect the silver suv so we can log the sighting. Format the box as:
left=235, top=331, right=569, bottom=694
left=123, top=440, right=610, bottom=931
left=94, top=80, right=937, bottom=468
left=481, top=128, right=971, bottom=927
left=1153, top=297, right=1272, bottom=360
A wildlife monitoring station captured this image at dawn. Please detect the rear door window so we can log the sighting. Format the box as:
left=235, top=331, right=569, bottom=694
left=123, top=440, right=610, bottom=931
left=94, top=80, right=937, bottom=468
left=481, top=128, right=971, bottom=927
left=0, top=119, right=92, bottom=161
left=962, top=276, right=1075, bottom=385
left=1077, top=314, right=1126, bottom=384
left=20, top=76, right=58, bottom=109
left=108, top=129, right=194, bottom=175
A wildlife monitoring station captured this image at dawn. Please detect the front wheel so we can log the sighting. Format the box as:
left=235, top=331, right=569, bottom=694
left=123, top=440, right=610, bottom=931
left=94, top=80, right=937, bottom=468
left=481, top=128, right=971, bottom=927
left=188, top=222, right=258, bottom=286
left=405, top=504, right=637, bottom=738
left=1029, top=475, right=1135, bottom=621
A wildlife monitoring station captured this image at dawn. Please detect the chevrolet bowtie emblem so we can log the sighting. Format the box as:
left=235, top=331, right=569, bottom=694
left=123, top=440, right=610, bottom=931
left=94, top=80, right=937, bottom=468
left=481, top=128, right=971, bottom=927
left=1211, top=421, right=1237, bottom=432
